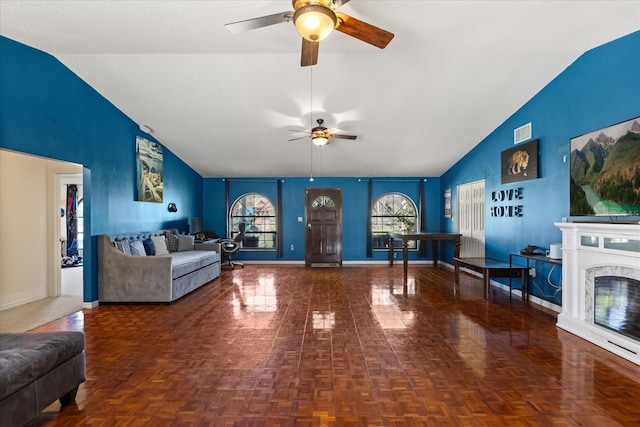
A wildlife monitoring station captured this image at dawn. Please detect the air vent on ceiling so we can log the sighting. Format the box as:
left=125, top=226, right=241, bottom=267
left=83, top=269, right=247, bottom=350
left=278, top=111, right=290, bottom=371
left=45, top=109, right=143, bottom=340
left=514, top=123, right=532, bottom=144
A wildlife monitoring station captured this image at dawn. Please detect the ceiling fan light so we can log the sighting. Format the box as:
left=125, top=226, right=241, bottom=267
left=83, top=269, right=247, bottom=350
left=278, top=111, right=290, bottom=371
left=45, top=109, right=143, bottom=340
left=312, top=135, right=329, bottom=146
left=293, top=5, right=336, bottom=42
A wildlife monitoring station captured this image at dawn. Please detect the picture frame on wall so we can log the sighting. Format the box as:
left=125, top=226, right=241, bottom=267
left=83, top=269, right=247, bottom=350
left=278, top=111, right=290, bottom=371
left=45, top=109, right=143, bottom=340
left=136, top=137, right=164, bottom=202
left=569, top=116, right=640, bottom=216
left=444, top=187, right=452, bottom=218
left=501, top=139, right=539, bottom=184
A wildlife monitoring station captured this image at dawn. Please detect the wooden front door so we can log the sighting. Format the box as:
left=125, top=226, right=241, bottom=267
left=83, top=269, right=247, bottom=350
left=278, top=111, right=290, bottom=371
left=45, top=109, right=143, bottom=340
left=305, top=188, right=342, bottom=267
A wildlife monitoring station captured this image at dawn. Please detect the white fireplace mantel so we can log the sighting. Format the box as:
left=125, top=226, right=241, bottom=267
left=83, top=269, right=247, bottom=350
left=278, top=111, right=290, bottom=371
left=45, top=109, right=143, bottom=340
left=555, top=221, right=640, bottom=365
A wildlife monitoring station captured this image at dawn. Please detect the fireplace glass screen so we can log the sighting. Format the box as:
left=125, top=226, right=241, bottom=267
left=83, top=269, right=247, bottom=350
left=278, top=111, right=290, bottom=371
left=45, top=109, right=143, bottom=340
left=594, top=276, right=640, bottom=341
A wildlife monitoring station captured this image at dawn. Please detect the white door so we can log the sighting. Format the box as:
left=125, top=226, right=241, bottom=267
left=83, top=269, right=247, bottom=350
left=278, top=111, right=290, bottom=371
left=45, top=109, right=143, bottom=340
left=457, top=180, right=485, bottom=257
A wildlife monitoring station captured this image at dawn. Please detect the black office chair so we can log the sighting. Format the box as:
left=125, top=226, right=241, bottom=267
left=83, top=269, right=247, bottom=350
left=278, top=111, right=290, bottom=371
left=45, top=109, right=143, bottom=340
left=221, top=223, right=246, bottom=269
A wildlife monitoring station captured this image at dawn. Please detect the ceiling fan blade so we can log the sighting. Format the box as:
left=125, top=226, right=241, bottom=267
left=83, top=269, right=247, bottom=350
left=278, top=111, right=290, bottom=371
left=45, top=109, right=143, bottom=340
left=335, top=12, right=394, bottom=49
left=288, top=135, right=310, bottom=142
left=301, top=38, right=319, bottom=67
left=225, top=11, right=293, bottom=34
left=331, top=134, right=358, bottom=140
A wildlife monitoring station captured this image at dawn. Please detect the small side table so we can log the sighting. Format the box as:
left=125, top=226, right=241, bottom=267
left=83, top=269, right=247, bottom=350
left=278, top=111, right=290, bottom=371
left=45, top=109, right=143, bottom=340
left=509, top=252, right=562, bottom=302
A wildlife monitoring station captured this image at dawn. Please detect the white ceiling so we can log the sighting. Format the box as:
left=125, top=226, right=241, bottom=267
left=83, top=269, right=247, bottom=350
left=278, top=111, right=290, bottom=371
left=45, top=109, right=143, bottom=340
left=1, top=1, right=638, bottom=178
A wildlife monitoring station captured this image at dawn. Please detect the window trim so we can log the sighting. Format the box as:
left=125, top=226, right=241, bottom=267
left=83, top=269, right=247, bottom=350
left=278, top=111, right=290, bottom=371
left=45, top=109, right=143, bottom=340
left=371, top=192, right=419, bottom=250
left=229, top=192, right=278, bottom=250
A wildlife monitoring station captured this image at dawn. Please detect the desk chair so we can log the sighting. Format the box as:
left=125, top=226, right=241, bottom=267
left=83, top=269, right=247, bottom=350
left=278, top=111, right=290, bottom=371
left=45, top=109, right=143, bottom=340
left=221, top=223, right=246, bottom=269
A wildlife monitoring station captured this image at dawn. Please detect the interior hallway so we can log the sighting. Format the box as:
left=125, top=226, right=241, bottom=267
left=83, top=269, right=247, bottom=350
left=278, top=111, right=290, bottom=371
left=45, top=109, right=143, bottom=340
left=24, top=265, right=640, bottom=426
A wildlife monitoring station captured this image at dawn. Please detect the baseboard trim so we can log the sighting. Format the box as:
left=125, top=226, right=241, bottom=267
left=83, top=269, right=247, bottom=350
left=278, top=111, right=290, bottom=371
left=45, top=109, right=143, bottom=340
left=0, top=293, right=49, bottom=311
left=83, top=300, right=99, bottom=309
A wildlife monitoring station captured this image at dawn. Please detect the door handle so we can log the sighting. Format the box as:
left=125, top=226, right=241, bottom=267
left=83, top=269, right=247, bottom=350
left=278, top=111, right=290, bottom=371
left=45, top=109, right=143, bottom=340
left=307, top=224, right=311, bottom=230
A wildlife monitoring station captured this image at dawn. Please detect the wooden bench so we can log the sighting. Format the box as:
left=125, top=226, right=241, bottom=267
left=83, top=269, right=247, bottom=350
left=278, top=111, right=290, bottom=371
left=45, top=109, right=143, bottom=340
left=454, top=257, right=527, bottom=300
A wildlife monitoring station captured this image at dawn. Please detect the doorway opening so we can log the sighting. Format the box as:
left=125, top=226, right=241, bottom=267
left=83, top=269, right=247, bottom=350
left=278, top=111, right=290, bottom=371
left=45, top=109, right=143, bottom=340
left=0, top=149, right=83, bottom=319
left=59, top=175, right=84, bottom=298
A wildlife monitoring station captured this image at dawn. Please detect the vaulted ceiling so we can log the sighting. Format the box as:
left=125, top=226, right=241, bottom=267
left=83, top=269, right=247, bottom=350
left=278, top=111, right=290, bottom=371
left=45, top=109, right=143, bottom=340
left=1, top=1, right=638, bottom=178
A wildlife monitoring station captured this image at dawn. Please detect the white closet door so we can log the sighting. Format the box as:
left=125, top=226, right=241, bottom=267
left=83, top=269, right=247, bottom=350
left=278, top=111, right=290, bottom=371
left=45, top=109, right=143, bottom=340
left=457, top=180, right=485, bottom=258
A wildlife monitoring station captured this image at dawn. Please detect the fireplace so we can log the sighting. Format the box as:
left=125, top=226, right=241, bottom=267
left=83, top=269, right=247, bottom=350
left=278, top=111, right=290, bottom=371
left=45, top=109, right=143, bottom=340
left=594, top=275, right=640, bottom=341
left=555, top=222, right=640, bottom=365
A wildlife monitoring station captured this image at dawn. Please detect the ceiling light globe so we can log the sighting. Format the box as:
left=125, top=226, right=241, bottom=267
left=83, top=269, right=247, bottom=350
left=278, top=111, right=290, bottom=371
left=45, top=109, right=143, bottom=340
left=312, top=136, right=329, bottom=146
left=293, top=5, right=336, bottom=42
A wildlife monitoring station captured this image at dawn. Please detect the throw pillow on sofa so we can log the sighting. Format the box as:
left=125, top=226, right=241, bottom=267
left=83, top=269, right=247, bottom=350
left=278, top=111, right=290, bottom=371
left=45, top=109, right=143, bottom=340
left=177, top=234, right=195, bottom=252
left=129, top=240, right=146, bottom=256
left=165, top=232, right=179, bottom=252
left=143, top=238, right=155, bottom=256
left=115, top=239, right=132, bottom=255
left=151, top=235, right=170, bottom=255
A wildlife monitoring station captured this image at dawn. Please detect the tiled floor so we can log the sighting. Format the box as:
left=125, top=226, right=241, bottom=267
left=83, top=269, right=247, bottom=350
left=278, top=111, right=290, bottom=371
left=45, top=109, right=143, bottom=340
left=26, top=265, right=640, bottom=426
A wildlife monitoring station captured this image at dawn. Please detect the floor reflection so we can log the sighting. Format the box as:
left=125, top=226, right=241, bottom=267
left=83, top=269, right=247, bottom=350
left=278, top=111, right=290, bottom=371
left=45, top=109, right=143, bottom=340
left=371, top=278, right=416, bottom=329
left=451, top=312, right=487, bottom=378
left=231, top=274, right=277, bottom=328
left=312, top=311, right=335, bottom=330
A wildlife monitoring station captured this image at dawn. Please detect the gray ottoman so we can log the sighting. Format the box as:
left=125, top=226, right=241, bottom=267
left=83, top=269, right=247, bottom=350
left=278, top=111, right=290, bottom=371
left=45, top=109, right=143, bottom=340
left=0, top=332, right=86, bottom=427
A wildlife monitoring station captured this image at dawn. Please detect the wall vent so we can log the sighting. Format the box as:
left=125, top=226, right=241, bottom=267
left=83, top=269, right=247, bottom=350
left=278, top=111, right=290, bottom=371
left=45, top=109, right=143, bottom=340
left=514, top=123, right=532, bottom=144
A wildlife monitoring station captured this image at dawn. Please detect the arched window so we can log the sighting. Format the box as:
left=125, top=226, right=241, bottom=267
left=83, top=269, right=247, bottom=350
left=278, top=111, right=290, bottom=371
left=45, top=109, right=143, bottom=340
left=312, top=195, right=335, bottom=208
left=371, top=193, right=418, bottom=249
left=230, top=193, right=277, bottom=249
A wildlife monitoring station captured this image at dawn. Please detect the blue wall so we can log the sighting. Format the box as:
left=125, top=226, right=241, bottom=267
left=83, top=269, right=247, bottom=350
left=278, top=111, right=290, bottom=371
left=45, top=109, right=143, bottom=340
left=204, top=177, right=440, bottom=262
left=0, top=37, right=203, bottom=303
left=2, top=30, right=638, bottom=306
left=441, top=30, right=640, bottom=303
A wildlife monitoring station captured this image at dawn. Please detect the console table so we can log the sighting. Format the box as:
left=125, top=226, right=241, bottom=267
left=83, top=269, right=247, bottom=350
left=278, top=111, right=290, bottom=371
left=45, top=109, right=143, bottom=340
left=389, top=232, right=461, bottom=278
left=454, top=257, right=527, bottom=300
left=509, top=252, right=562, bottom=302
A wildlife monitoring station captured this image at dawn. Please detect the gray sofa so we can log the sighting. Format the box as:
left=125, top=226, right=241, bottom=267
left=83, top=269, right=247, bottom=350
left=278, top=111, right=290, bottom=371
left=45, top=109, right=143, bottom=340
left=98, top=231, right=221, bottom=303
left=0, top=331, right=86, bottom=427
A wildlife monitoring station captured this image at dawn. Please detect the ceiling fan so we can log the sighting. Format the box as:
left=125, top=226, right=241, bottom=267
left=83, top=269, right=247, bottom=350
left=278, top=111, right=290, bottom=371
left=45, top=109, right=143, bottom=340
left=225, top=0, right=394, bottom=66
left=290, top=118, right=358, bottom=145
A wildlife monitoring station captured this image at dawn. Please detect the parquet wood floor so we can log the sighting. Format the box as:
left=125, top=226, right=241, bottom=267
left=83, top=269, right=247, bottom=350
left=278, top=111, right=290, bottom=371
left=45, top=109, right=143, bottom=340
left=25, top=265, right=640, bottom=426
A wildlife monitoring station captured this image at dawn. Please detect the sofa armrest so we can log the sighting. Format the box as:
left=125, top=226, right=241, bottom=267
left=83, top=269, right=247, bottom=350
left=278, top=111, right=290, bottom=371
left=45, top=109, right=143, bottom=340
left=98, top=235, right=173, bottom=302
left=194, top=240, right=221, bottom=254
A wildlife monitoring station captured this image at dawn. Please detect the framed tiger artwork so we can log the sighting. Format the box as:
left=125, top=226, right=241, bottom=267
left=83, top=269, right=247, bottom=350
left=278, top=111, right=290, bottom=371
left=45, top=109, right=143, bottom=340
left=501, top=139, right=539, bottom=184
